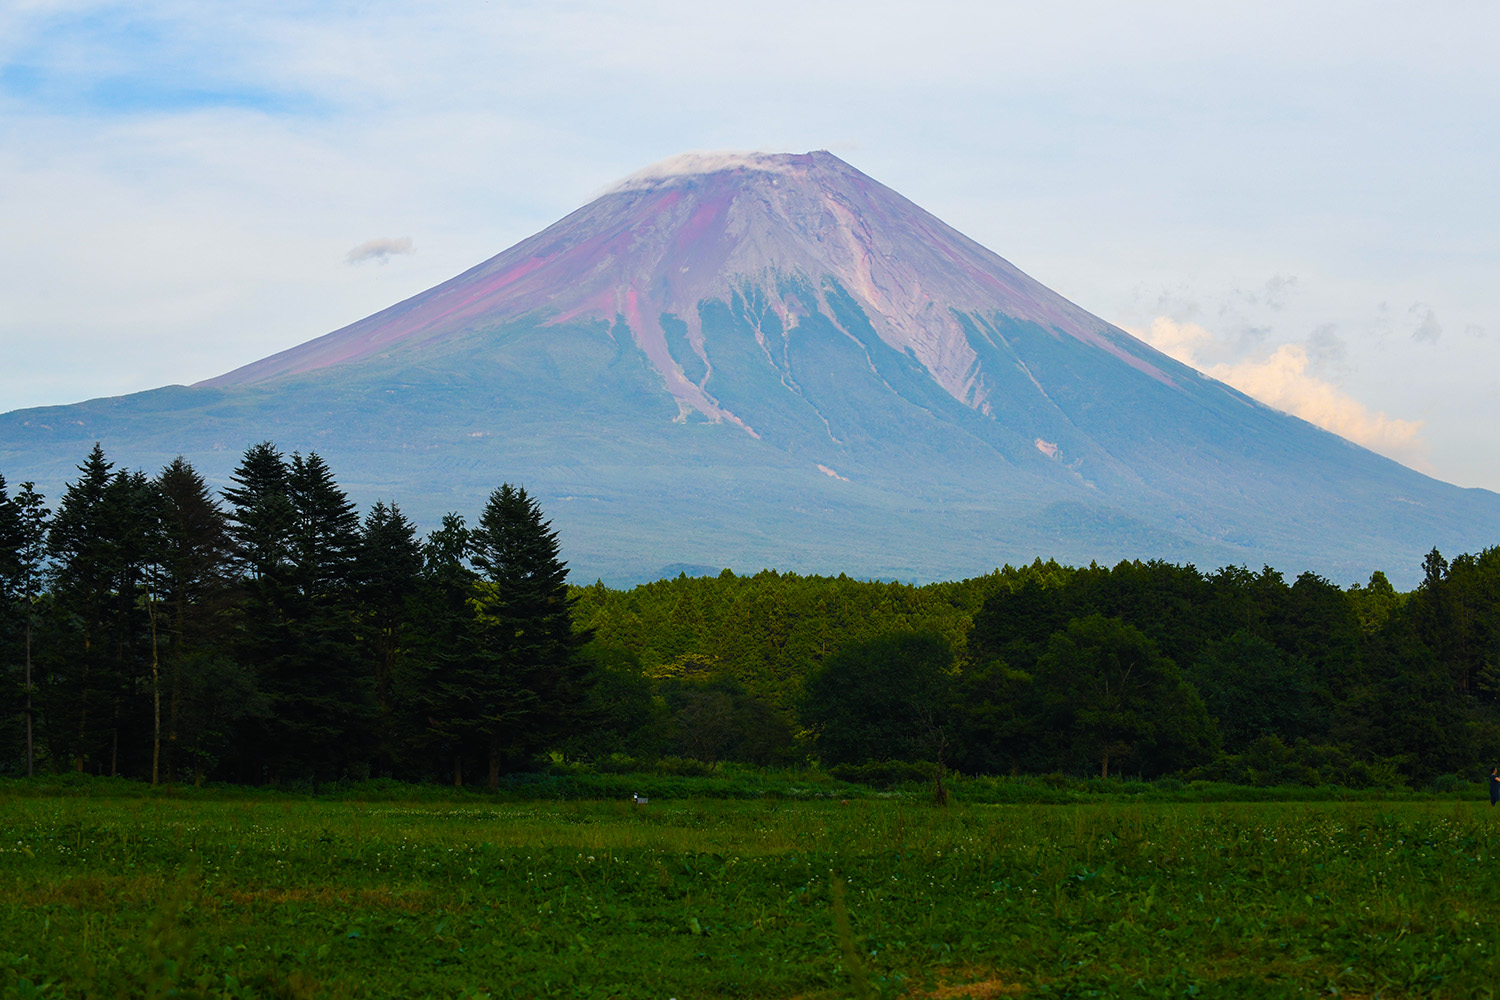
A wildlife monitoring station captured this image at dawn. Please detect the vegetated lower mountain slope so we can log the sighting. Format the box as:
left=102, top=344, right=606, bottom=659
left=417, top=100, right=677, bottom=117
left=3, top=151, right=1495, bottom=585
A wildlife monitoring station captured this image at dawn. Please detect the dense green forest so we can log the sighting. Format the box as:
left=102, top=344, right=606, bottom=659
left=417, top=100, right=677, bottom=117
left=2, top=444, right=1498, bottom=788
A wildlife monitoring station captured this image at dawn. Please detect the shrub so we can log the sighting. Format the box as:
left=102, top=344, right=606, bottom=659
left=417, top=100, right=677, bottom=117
left=1188, top=736, right=1405, bottom=789
left=827, top=760, right=941, bottom=788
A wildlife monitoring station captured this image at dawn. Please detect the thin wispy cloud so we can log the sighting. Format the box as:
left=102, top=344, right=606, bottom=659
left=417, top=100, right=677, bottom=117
left=346, top=237, right=413, bottom=265
left=1409, top=304, right=1442, bottom=344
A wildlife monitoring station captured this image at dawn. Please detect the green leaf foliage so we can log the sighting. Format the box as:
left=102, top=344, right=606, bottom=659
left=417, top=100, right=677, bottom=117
left=6, top=442, right=1500, bottom=790
left=803, top=631, right=957, bottom=767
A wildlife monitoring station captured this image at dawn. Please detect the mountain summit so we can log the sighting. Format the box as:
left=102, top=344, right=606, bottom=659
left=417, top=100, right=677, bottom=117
left=204, top=151, right=1153, bottom=421
left=4, top=151, right=1496, bottom=584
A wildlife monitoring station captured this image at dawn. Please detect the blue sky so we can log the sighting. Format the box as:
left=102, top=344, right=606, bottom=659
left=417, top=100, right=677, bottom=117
left=3, top=0, right=1499, bottom=489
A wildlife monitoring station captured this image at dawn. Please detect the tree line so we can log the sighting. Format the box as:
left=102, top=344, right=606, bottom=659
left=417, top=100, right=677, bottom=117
left=3, top=443, right=1498, bottom=787
left=568, top=542, right=1500, bottom=784
left=0, top=444, right=587, bottom=787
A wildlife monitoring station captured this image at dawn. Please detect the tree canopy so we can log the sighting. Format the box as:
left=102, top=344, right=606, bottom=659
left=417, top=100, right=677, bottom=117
left=4, top=443, right=1499, bottom=788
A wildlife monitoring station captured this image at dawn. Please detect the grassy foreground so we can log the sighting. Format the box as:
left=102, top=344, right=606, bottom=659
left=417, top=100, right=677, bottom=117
left=2, top=785, right=1499, bottom=998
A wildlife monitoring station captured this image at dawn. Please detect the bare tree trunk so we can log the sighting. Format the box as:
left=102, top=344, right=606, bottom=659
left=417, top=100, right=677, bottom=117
left=110, top=623, right=124, bottom=777
left=168, top=592, right=184, bottom=783
left=149, top=595, right=161, bottom=785
left=167, top=672, right=179, bottom=783
left=488, top=728, right=501, bottom=790
left=75, top=633, right=90, bottom=773
left=379, top=641, right=395, bottom=712
left=24, top=618, right=33, bottom=778
left=452, top=754, right=463, bottom=788
left=932, top=764, right=950, bottom=807
left=1101, top=748, right=1110, bottom=780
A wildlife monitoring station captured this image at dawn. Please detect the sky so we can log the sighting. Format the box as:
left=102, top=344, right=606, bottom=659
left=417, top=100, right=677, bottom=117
left=3, top=1, right=1498, bottom=490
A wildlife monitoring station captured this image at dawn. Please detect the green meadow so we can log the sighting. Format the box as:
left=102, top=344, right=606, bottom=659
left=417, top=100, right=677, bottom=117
left=3, top=783, right=1499, bottom=999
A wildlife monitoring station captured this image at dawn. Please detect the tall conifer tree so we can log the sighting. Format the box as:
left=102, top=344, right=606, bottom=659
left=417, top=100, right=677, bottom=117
left=0, top=474, right=23, bottom=771
left=0, top=473, right=20, bottom=585
left=402, top=512, right=483, bottom=785
left=468, top=485, right=590, bottom=788
left=223, top=442, right=294, bottom=584
left=47, top=445, right=118, bottom=771
left=100, top=469, right=163, bottom=777
left=286, top=451, right=371, bottom=779
left=221, top=442, right=293, bottom=779
left=156, top=458, right=235, bottom=782
left=287, top=452, right=361, bottom=599
left=10, top=483, right=48, bottom=776
left=356, top=501, right=422, bottom=771
left=223, top=446, right=371, bottom=781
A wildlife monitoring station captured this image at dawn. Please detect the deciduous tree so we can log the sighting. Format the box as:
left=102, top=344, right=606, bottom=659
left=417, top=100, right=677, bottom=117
left=1034, top=615, right=1214, bottom=778
left=803, top=631, right=957, bottom=767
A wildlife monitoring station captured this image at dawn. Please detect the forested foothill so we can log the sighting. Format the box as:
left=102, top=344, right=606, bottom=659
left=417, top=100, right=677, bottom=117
left=3, top=443, right=1498, bottom=791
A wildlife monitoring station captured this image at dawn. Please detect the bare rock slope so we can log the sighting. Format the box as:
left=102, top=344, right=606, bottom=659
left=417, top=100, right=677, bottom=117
left=6, top=151, right=1497, bottom=584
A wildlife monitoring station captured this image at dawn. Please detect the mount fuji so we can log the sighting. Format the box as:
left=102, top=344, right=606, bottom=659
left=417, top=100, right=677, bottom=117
left=3, top=151, right=1496, bottom=585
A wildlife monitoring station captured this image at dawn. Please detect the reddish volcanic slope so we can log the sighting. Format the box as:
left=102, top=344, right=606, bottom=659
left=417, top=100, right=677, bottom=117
left=199, top=151, right=1168, bottom=421
left=6, top=149, right=1500, bottom=585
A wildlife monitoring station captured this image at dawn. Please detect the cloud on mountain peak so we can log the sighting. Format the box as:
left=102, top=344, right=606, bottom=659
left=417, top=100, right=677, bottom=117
left=606, top=151, right=803, bottom=194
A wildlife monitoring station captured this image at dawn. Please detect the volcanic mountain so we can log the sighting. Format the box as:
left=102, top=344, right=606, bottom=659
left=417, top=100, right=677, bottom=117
left=4, top=151, right=1497, bottom=585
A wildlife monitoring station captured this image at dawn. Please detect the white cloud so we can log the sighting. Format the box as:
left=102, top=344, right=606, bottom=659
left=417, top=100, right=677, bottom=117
left=1213, top=346, right=1426, bottom=463
left=1134, top=317, right=1427, bottom=467
left=1135, top=316, right=1217, bottom=363
left=606, top=151, right=802, bottom=194
left=346, top=236, right=414, bottom=265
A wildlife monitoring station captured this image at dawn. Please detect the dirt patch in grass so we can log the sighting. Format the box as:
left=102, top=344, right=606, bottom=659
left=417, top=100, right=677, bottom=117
left=919, top=977, right=1027, bottom=998
left=215, top=885, right=434, bottom=911
left=17, top=874, right=169, bottom=907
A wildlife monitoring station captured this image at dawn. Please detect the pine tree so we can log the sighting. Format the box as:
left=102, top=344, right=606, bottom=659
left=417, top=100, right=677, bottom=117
left=356, top=501, right=422, bottom=771
left=287, top=452, right=361, bottom=599
left=157, top=466, right=266, bottom=785
left=10, top=483, right=48, bottom=776
left=400, top=512, right=483, bottom=784
left=220, top=443, right=292, bottom=780
left=283, top=452, right=371, bottom=780
left=0, top=474, right=24, bottom=771
left=222, top=447, right=371, bottom=783
left=468, top=485, right=590, bottom=788
left=34, top=449, right=162, bottom=778
left=156, top=458, right=235, bottom=783
left=100, top=469, right=165, bottom=778
left=223, top=442, right=294, bottom=584
left=47, top=445, right=118, bottom=772
left=0, top=473, right=20, bottom=588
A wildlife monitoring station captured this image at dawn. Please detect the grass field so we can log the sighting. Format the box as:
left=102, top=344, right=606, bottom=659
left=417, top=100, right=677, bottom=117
left=2, top=782, right=1499, bottom=999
